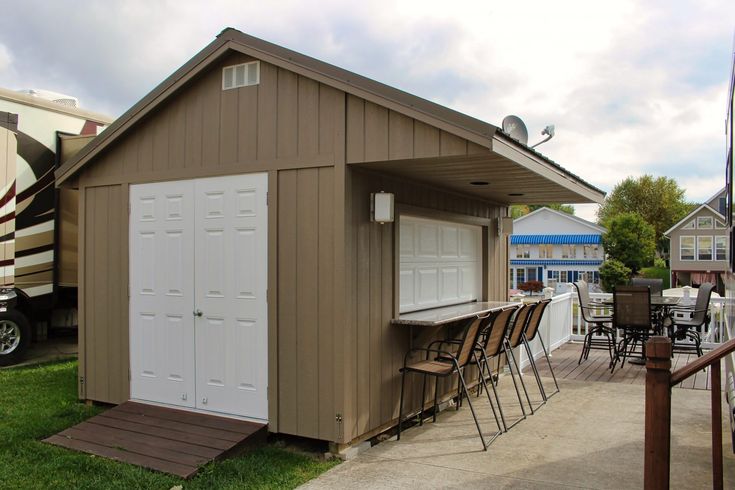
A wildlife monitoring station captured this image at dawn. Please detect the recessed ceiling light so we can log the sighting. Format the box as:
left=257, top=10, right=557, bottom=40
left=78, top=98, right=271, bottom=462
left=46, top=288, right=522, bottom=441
left=470, top=181, right=489, bottom=186
left=508, top=193, right=524, bottom=196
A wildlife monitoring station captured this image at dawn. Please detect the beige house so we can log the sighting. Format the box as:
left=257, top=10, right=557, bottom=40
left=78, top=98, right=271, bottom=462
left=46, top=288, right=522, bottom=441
left=55, top=28, right=604, bottom=449
left=664, top=188, right=728, bottom=293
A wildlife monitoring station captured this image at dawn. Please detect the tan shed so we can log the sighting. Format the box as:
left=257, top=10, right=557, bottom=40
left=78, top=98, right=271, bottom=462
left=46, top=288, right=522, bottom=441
left=56, top=28, right=604, bottom=449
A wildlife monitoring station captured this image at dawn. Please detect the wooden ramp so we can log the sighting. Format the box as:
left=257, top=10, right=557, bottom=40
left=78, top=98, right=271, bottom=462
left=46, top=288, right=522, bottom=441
left=44, top=401, right=267, bottom=478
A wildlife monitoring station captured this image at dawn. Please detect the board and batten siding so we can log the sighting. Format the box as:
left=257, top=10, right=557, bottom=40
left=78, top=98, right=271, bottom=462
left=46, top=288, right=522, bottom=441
left=345, top=94, right=490, bottom=164
left=79, top=184, right=129, bottom=404
left=277, top=167, right=338, bottom=441
left=80, top=52, right=343, bottom=186
left=76, top=52, right=346, bottom=441
left=342, top=167, right=507, bottom=444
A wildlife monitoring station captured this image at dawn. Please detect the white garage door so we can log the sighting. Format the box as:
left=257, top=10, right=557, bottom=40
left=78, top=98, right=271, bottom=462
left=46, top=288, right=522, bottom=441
left=399, top=216, right=482, bottom=313
left=129, top=173, right=268, bottom=421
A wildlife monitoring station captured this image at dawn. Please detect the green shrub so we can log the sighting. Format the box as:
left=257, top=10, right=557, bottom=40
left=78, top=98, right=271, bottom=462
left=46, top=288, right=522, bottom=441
left=599, top=259, right=631, bottom=292
left=654, top=257, right=666, bottom=269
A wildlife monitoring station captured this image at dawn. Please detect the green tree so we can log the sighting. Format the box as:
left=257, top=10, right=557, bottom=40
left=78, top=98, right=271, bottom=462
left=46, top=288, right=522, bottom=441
left=599, top=258, right=632, bottom=292
left=597, top=175, right=694, bottom=253
left=510, top=203, right=575, bottom=219
left=602, top=212, right=656, bottom=274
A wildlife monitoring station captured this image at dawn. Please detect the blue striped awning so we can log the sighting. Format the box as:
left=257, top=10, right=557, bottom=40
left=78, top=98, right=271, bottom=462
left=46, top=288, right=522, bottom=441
left=510, top=234, right=601, bottom=245
left=510, top=259, right=603, bottom=266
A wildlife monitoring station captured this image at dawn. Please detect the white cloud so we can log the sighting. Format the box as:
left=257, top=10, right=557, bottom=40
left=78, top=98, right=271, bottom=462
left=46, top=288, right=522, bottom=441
left=0, top=0, right=732, bottom=205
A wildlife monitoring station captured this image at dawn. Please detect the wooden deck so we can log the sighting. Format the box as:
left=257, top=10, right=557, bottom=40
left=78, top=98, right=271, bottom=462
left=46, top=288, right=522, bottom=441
left=44, top=401, right=267, bottom=478
left=527, top=342, right=722, bottom=390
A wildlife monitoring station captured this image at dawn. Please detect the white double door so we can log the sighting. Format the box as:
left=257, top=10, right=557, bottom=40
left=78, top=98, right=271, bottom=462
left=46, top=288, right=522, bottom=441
left=129, top=173, right=268, bottom=420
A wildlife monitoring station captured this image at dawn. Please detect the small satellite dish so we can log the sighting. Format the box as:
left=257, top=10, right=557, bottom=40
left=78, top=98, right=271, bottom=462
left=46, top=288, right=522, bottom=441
left=501, top=115, right=528, bottom=145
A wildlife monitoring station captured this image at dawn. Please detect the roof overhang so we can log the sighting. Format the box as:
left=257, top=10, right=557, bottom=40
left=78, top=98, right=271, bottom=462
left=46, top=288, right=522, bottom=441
left=353, top=133, right=605, bottom=205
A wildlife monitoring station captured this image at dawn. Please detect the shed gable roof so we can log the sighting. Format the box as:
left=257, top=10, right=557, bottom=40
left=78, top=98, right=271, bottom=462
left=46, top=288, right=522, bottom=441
left=55, top=28, right=604, bottom=202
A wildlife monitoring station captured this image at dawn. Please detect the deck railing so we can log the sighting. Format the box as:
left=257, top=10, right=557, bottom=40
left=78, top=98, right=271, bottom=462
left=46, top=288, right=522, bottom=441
left=643, top=336, right=735, bottom=489
left=570, top=292, right=729, bottom=349
left=519, top=292, right=573, bottom=368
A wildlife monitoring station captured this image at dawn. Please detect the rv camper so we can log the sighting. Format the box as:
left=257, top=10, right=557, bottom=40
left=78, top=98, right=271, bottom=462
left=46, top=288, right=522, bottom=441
left=0, top=88, right=111, bottom=365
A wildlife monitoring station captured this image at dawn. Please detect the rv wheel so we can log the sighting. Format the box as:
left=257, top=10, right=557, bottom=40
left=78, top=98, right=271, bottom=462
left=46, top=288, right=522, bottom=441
left=0, top=310, right=31, bottom=366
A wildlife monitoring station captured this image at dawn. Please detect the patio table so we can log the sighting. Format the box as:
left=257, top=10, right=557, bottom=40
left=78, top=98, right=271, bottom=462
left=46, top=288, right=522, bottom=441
left=599, top=296, right=681, bottom=365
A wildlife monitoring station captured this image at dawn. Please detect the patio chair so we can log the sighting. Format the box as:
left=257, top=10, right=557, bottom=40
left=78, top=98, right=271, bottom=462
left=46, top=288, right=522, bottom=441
left=397, top=315, right=502, bottom=450
left=666, top=282, right=714, bottom=357
left=631, top=277, right=663, bottom=296
left=610, top=286, right=652, bottom=372
left=504, top=303, right=537, bottom=415
left=521, top=299, right=560, bottom=406
left=475, top=305, right=526, bottom=431
left=574, top=280, right=615, bottom=367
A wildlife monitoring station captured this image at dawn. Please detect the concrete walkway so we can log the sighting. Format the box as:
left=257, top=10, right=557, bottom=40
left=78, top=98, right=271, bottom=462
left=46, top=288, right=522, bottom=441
left=302, top=376, right=735, bottom=489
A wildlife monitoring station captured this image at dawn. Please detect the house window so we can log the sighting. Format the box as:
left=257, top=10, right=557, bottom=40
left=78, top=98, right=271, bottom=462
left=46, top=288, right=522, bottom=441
left=680, top=236, right=695, bottom=260
left=716, top=236, right=728, bottom=261
left=539, top=244, right=553, bottom=258
left=561, top=245, right=576, bottom=259
left=516, top=268, right=525, bottom=285
left=560, top=271, right=569, bottom=282
left=719, top=197, right=727, bottom=215
left=583, top=245, right=599, bottom=259
left=697, top=216, right=713, bottom=229
left=682, top=219, right=695, bottom=230
left=548, top=270, right=559, bottom=281
left=697, top=236, right=713, bottom=260
left=516, top=245, right=530, bottom=259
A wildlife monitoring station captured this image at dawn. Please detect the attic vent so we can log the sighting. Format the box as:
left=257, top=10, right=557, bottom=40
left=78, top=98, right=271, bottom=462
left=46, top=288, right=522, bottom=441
left=222, top=61, right=260, bottom=90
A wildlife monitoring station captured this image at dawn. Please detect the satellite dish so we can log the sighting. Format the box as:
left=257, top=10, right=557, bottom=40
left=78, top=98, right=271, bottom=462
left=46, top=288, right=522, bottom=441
left=502, top=115, right=528, bottom=145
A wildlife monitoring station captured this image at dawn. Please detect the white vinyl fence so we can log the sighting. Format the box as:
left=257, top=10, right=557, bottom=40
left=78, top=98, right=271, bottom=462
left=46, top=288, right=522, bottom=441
left=518, top=292, right=573, bottom=369
left=571, top=293, right=729, bottom=350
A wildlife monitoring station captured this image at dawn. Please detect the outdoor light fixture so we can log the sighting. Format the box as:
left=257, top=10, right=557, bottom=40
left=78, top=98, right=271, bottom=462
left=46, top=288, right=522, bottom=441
left=371, top=191, right=394, bottom=224
left=497, top=216, right=514, bottom=236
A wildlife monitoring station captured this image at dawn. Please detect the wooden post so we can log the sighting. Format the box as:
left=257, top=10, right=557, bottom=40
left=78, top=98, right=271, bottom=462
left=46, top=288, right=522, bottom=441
left=644, top=336, right=672, bottom=490
left=711, top=359, right=723, bottom=490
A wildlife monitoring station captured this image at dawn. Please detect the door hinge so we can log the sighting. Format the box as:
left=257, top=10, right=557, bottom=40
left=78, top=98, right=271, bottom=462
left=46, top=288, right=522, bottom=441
left=79, top=376, right=84, bottom=385
left=335, top=413, right=343, bottom=439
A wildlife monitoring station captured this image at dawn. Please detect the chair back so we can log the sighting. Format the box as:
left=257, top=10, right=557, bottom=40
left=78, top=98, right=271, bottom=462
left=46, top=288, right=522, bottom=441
left=508, top=303, right=535, bottom=348
left=573, top=280, right=595, bottom=322
left=692, top=283, right=715, bottom=325
left=456, top=315, right=486, bottom=368
left=524, top=299, right=552, bottom=342
left=481, top=305, right=520, bottom=357
left=613, top=285, right=651, bottom=329
left=631, top=277, right=663, bottom=296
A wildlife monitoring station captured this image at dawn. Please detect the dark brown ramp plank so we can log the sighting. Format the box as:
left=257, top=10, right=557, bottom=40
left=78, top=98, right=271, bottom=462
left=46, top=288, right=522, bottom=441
left=45, top=435, right=197, bottom=479
left=58, top=426, right=209, bottom=467
left=87, top=415, right=234, bottom=450
left=63, top=421, right=220, bottom=459
left=98, top=409, right=244, bottom=442
left=117, top=402, right=262, bottom=434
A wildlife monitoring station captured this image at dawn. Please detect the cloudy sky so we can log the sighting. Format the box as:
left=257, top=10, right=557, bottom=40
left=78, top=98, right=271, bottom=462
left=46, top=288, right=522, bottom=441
left=1, top=0, right=733, bottom=221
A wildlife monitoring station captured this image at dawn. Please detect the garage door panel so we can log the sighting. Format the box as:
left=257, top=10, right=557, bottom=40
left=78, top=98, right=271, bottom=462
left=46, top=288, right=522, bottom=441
left=400, top=216, right=482, bottom=313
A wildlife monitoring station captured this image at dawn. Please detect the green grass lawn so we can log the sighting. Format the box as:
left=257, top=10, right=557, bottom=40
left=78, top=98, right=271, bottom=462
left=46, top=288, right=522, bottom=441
left=639, top=266, right=670, bottom=289
left=0, top=361, right=338, bottom=490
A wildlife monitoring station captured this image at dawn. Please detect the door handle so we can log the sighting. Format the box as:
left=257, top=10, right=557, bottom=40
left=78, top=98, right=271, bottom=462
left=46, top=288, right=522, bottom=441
left=194, top=309, right=203, bottom=317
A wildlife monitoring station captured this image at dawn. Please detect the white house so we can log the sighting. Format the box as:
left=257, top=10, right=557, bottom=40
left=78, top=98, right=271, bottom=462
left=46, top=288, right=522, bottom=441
left=510, top=207, right=606, bottom=291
